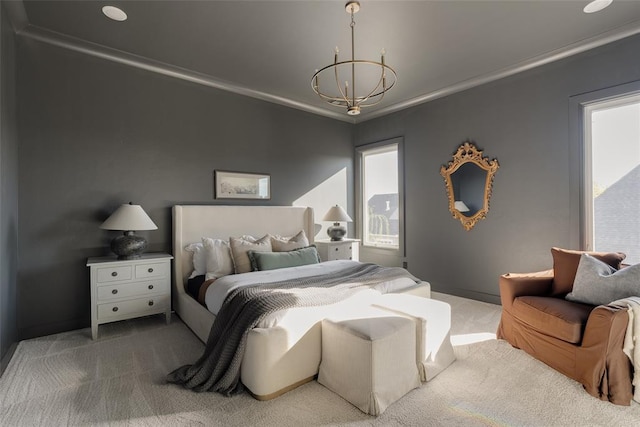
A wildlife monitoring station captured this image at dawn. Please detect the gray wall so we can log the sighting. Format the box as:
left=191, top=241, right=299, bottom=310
left=11, top=23, right=640, bottom=338
left=0, top=2, right=19, bottom=370
left=355, top=34, right=640, bottom=304
left=17, top=39, right=353, bottom=339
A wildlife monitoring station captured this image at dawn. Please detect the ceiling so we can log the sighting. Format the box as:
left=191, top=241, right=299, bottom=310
left=6, top=1, right=640, bottom=123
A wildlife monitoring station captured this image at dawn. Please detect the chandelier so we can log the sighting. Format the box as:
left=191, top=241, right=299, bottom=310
left=311, top=1, right=397, bottom=116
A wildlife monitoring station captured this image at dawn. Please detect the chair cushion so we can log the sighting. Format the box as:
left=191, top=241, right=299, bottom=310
left=550, top=247, right=626, bottom=296
left=512, top=296, right=594, bottom=344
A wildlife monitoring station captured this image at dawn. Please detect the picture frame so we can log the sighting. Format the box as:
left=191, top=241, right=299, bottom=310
left=214, top=170, right=271, bottom=200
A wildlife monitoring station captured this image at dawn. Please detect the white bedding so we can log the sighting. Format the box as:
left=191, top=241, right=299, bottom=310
left=205, top=260, right=422, bottom=331
left=172, top=205, right=432, bottom=399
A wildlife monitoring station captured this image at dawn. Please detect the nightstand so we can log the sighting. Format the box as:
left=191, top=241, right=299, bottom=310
left=315, top=239, right=360, bottom=262
left=86, top=253, right=173, bottom=340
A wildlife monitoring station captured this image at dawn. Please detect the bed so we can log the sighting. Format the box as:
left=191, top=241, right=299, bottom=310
left=172, top=205, right=431, bottom=399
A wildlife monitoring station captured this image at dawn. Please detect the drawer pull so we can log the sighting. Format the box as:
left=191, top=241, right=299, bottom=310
left=148, top=300, right=154, bottom=306
left=335, top=248, right=339, bottom=251
left=148, top=284, right=154, bottom=290
left=148, top=268, right=154, bottom=273
left=112, top=289, right=118, bottom=295
left=112, top=306, right=119, bottom=312
left=111, top=271, right=118, bottom=277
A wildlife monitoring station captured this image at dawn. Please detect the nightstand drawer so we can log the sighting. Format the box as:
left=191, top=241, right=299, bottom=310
left=332, top=244, right=352, bottom=259
left=97, top=295, right=170, bottom=321
left=135, top=262, right=168, bottom=279
left=97, top=280, right=169, bottom=301
left=315, top=239, right=360, bottom=262
left=96, top=265, right=133, bottom=283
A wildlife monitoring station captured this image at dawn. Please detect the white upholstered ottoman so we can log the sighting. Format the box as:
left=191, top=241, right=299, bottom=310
left=374, top=294, right=456, bottom=381
left=318, top=316, right=421, bottom=416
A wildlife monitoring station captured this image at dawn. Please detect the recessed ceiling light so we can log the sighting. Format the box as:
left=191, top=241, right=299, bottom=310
left=583, top=0, right=613, bottom=14
left=102, top=5, right=127, bottom=22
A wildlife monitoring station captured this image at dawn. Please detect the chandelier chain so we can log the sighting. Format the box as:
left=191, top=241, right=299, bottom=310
left=350, top=6, right=356, bottom=103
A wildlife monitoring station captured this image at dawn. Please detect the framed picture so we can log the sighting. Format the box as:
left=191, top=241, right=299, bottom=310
left=214, top=170, right=271, bottom=200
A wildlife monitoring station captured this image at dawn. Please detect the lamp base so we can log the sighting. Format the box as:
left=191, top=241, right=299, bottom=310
left=111, top=231, right=148, bottom=260
left=327, top=223, right=347, bottom=241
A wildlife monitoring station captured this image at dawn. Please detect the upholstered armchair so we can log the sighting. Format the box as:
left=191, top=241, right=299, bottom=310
left=497, top=248, right=633, bottom=405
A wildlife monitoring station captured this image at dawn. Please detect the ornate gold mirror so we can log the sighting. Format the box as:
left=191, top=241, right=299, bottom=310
left=440, top=141, right=499, bottom=231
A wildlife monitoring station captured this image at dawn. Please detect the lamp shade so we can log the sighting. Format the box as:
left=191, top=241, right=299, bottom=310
left=100, top=203, right=157, bottom=260
left=454, top=200, right=470, bottom=213
left=100, top=203, right=158, bottom=231
left=322, top=205, right=353, bottom=223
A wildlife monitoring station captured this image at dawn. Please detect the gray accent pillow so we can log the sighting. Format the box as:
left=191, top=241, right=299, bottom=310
left=248, top=245, right=321, bottom=272
left=566, top=253, right=640, bottom=306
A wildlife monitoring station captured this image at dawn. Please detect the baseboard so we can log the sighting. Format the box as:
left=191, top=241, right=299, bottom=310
left=431, top=286, right=501, bottom=306
left=0, top=342, right=18, bottom=377
left=18, top=317, right=88, bottom=341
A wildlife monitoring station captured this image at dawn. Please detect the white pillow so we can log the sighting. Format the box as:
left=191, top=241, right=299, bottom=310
left=184, top=243, right=207, bottom=279
left=201, top=237, right=234, bottom=280
left=271, top=230, right=310, bottom=252
left=229, top=234, right=272, bottom=274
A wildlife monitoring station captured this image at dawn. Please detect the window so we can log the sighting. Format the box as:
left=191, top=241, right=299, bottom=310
left=357, top=139, right=402, bottom=250
left=584, top=93, right=640, bottom=263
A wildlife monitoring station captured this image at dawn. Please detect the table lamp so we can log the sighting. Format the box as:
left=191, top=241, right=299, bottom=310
left=100, top=202, right=158, bottom=259
left=322, top=204, right=353, bottom=241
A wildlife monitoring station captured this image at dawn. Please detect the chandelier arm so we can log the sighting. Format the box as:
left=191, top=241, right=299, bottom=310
left=354, top=69, right=386, bottom=105
left=354, top=64, right=398, bottom=102
left=355, top=91, right=386, bottom=108
left=314, top=93, right=349, bottom=105
left=333, top=63, right=351, bottom=107
left=313, top=90, right=350, bottom=106
left=362, top=79, right=397, bottom=100
left=312, top=68, right=346, bottom=104
left=311, top=62, right=397, bottom=106
left=347, top=63, right=398, bottom=107
left=353, top=62, right=398, bottom=107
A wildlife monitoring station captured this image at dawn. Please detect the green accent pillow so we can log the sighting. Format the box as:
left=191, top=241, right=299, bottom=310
left=248, top=245, right=321, bottom=271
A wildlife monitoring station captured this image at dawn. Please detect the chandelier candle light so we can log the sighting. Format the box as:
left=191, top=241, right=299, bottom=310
left=312, top=1, right=397, bottom=116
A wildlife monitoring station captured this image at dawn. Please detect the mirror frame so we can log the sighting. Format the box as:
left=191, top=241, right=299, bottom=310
left=440, top=141, right=499, bottom=231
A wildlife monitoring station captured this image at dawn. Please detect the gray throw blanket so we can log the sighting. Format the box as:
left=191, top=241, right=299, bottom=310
left=167, top=262, right=420, bottom=395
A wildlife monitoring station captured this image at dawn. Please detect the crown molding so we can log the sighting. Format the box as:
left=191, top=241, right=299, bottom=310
left=17, top=24, right=355, bottom=124
left=3, top=0, right=29, bottom=33
left=359, top=20, right=640, bottom=123
left=9, top=9, right=640, bottom=125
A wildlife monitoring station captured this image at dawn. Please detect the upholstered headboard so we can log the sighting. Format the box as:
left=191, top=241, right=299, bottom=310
left=172, top=205, right=315, bottom=292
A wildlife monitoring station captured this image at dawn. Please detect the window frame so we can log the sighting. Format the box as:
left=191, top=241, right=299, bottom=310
left=582, top=93, right=640, bottom=251
left=569, top=80, right=640, bottom=251
left=355, top=137, right=405, bottom=257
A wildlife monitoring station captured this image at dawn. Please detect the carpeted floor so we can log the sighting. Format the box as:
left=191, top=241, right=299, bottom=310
left=1, top=292, right=638, bottom=426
